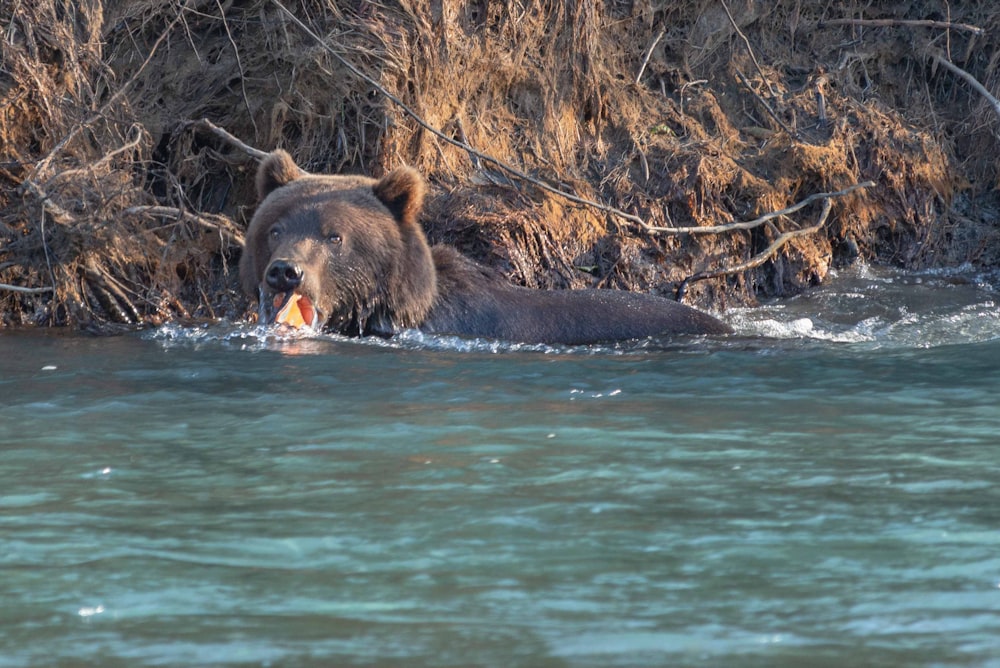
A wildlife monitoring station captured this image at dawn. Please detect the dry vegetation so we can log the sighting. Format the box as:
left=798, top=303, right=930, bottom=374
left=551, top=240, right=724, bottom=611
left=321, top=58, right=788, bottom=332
left=2, top=0, right=1000, bottom=329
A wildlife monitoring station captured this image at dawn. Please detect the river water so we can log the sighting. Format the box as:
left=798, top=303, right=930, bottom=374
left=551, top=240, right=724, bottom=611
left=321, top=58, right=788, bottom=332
left=2, top=264, right=1000, bottom=667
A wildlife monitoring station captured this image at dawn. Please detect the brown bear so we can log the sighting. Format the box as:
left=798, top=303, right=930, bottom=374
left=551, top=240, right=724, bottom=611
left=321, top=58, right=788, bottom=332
left=239, top=150, right=731, bottom=344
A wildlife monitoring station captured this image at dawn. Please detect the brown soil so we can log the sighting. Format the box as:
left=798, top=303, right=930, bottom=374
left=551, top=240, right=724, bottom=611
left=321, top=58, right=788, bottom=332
left=3, top=0, right=999, bottom=329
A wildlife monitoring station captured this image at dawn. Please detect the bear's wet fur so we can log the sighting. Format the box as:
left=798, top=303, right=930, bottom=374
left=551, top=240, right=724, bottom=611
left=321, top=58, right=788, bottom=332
left=240, top=150, right=732, bottom=344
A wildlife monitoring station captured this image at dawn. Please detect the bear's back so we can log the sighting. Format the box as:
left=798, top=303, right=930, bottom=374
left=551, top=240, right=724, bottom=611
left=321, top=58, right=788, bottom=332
left=423, top=246, right=731, bottom=344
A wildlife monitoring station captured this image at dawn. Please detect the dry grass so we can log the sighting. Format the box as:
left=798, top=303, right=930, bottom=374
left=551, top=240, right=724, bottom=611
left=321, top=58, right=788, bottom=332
left=2, top=0, right=999, bottom=328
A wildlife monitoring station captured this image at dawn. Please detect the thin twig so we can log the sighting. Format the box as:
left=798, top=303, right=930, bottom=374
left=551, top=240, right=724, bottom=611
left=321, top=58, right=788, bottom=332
left=21, top=180, right=74, bottom=225
left=635, top=27, right=665, bottom=85
left=46, top=125, right=146, bottom=183
left=39, top=208, right=57, bottom=293
left=930, top=54, right=1000, bottom=122
left=945, top=1, right=952, bottom=60
left=267, top=0, right=647, bottom=228
left=216, top=0, right=258, bottom=140
left=678, top=79, right=708, bottom=117
left=0, top=283, right=53, bottom=294
left=644, top=181, right=874, bottom=234
left=676, top=198, right=833, bottom=300
left=719, top=0, right=773, bottom=94
left=735, top=69, right=797, bottom=138
left=816, top=18, right=983, bottom=35
left=814, top=72, right=828, bottom=129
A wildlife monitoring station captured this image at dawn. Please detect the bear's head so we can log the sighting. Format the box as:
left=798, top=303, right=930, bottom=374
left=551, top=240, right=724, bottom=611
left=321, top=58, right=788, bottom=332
left=239, top=150, right=437, bottom=336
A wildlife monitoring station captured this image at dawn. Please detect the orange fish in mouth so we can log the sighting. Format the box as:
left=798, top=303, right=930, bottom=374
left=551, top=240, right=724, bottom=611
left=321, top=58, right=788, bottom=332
left=271, top=292, right=319, bottom=329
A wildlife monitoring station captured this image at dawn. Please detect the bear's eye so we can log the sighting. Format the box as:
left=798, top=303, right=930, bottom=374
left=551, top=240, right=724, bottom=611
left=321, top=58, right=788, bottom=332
left=327, top=233, right=342, bottom=245
left=269, top=228, right=281, bottom=240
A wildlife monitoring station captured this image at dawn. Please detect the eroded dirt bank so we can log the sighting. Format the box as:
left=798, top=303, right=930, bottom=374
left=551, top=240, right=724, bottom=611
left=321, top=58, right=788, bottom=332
left=2, top=0, right=999, bottom=329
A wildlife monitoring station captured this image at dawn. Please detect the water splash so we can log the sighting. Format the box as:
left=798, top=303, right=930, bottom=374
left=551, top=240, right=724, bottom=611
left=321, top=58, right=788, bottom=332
left=729, top=264, right=1000, bottom=349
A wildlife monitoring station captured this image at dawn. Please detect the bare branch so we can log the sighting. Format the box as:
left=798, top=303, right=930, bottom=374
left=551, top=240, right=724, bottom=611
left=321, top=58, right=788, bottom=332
left=182, top=118, right=269, bottom=160
left=46, top=124, right=147, bottom=182
left=816, top=18, right=984, bottom=35
left=0, top=283, right=54, bottom=294
left=215, top=0, right=258, bottom=140
left=719, top=0, right=773, bottom=95
left=644, top=181, right=874, bottom=235
left=676, top=198, right=833, bottom=301
left=635, top=28, right=665, bottom=85
left=930, top=54, right=1000, bottom=122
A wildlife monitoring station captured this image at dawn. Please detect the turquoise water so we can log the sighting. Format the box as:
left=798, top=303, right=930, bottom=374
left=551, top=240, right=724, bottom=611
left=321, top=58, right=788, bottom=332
left=2, top=265, right=1000, bottom=667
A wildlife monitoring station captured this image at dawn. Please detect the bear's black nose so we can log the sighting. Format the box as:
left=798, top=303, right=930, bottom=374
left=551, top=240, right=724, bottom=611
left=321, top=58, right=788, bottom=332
left=265, top=260, right=303, bottom=292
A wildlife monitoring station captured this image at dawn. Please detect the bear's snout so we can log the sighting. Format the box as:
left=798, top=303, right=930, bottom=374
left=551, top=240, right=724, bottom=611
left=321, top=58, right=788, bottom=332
left=265, top=259, right=304, bottom=293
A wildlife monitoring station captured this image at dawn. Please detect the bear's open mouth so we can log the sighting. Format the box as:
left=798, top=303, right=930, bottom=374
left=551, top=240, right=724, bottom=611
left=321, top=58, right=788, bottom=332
left=259, top=288, right=321, bottom=330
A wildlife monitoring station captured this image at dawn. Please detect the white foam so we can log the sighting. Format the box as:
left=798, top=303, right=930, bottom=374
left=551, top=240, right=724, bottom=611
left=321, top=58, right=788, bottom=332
left=146, top=265, right=1000, bottom=353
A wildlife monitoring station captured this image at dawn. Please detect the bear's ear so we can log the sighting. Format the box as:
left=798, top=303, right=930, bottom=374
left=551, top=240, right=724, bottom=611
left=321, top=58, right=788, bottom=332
left=256, top=149, right=303, bottom=201
left=372, top=166, right=426, bottom=225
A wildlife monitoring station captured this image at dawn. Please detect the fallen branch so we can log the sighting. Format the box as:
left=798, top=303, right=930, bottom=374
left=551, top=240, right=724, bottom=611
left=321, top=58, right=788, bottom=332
left=930, top=54, right=1000, bottom=122
left=676, top=198, right=833, bottom=301
left=644, top=181, right=874, bottom=234
left=816, top=18, right=984, bottom=35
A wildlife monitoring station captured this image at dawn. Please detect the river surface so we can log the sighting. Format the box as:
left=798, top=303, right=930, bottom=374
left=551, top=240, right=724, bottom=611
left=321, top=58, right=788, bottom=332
left=2, top=264, right=1000, bottom=667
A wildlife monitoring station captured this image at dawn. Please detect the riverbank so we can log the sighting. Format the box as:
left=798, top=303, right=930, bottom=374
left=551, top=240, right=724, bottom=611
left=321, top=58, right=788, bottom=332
left=2, top=1, right=999, bottom=329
